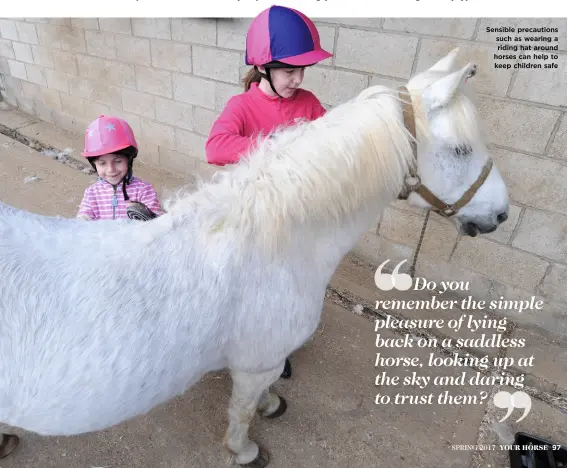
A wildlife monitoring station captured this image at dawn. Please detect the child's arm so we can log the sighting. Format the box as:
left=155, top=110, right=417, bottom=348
left=138, top=184, right=163, bottom=216
left=77, top=188, right=96, bottom=220
left=205, top=98, right=254, bottom=166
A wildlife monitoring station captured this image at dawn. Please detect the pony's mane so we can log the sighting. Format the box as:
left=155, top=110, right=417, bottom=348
left=164, top=85, right=418, bottom=256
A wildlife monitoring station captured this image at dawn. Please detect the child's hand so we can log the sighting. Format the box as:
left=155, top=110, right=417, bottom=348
left=77, top=215, right=92, bottom=221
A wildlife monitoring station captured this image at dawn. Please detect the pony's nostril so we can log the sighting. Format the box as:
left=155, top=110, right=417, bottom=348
left=497, top=212, right=508, bottom=223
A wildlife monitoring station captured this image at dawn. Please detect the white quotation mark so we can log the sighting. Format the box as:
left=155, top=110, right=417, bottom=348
left=374, top=259, right=412, bottom=291
left=493, top=390, right=532, bottom=422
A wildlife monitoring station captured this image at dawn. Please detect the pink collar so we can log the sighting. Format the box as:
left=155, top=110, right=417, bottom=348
left=249, top=82, right=298, bottom=102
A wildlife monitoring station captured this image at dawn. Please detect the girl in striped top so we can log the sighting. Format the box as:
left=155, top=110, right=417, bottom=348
left=77, top=115, right=163, bottom=221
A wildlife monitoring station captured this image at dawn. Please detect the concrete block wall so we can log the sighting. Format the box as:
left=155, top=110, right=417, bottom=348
left=0, top=17, right=566, bottom=336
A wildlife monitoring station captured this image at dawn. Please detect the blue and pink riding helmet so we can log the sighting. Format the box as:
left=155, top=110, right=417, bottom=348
left=245, top=5, right=333, bottom=96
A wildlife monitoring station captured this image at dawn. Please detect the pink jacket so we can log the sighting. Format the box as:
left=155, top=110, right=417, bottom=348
left=77, top=176, right=163, bottom=220
left=206, top=82, right=326, bottom=166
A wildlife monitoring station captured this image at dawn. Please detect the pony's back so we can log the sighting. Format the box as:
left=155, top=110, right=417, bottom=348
left=0, top=204, right=235, bottom=435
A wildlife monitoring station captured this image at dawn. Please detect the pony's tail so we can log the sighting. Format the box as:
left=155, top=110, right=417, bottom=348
left=242, top=67, right=262, bottom=91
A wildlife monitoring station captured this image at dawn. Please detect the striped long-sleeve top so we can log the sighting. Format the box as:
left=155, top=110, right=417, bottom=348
left=77, top=176, right=163, bottom=220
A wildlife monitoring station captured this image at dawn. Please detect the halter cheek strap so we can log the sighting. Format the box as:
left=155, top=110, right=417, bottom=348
left=396, top=86, right=493, bottom=218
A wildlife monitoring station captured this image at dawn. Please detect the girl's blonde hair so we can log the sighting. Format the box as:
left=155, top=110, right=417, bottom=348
left=243, top=67, right=263, bottom=91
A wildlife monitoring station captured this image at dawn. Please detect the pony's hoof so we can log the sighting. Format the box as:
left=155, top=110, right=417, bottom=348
left=264, top=396, right=287, bottom=419
left=241, top=445, right=269, bottom=468
left=0, top=433, right=19, bottom=459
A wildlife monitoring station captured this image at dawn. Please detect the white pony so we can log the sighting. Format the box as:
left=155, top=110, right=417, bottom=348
left=0, top=49, right=508, bottom=466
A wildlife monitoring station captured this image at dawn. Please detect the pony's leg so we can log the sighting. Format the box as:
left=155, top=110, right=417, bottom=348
left=279, top=357, right=292, bottom=379
left=0, top=433, right=19, bottom=459
left=224, top=364, right=286, bottom=467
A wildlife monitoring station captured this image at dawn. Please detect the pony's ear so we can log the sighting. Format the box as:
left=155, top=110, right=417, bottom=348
left=423, top=62, right=477, bottom=111
left=428, top=47, right=461, bottom=73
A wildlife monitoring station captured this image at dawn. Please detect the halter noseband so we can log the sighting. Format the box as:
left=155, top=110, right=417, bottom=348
left=396, top=86, right=493, bottom=218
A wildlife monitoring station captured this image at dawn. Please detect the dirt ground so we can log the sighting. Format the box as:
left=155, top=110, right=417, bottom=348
left=0, top=108, right=565, bottom=468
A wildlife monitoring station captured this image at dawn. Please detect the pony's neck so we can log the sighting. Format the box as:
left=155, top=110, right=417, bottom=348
left=173, top=86, right=416, bottom=259
left=288, top=192, right=390, bottom=276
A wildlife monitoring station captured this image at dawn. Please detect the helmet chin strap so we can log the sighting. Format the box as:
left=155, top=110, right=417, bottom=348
left=256, top=66, right=284, bottom=98
left=121, top=158, right=134, bottom=201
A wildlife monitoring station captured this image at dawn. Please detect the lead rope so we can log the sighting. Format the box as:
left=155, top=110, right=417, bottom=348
left=408, top=210, right=430, bottom=278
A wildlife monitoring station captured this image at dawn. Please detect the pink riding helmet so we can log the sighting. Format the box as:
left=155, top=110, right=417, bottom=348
left=82, top=115, right=139, bottom=199
left=245, top=5, right=332, bottom=68
left=82, top=115, right=138, bottom=159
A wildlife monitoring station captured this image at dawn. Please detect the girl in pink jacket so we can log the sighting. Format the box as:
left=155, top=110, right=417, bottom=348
left=205, top=5, right=332, bottom=166
left=206, top=5, right=333, bottom=379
